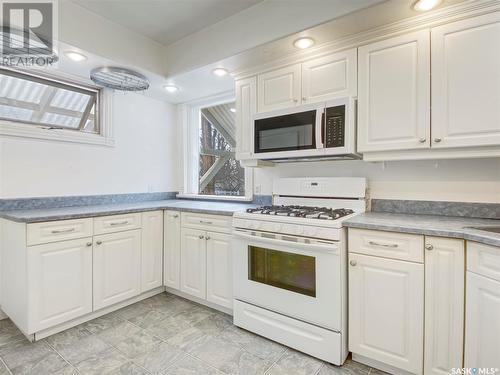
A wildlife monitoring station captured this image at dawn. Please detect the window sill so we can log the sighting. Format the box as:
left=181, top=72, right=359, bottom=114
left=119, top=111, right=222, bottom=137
left=176, top=193, right=253, bottom=202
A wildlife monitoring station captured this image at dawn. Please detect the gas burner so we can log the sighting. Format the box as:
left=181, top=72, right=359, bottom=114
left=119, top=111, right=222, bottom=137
left=246, top=205, right=354, bottom=220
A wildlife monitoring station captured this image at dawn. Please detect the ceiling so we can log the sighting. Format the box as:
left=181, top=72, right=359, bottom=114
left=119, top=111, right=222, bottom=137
left=71, top=0, right=264, bottom=46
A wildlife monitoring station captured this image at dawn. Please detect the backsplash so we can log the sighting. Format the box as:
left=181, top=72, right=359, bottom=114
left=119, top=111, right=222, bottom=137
left=371, top=199, right=500, bottom=220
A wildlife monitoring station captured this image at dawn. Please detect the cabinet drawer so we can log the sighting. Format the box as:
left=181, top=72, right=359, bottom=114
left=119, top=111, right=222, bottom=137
left=348, top=228, right=424, bottom=263
left=27, top=218, right=93, bottom=246
left=181, top=212, right=231, bottom=234
left=93, top=213, right=141, bottom=235
left=467, top=241, right=500, bottom=282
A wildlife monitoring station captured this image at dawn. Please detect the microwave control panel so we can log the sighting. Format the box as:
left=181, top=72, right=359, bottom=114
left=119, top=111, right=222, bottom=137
left=324, top=105, right=345, bottom=148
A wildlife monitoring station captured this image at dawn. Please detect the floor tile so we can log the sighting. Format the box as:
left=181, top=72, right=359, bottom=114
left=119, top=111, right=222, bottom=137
left=44, top=325, right=92, bottom=351
left=219, top=325, right=286, bottom=362
left=10, top=351, right=68, bottom=375
left=82, top=313, right=125, bottom=334
left=139, top=293, right=176, bottom=310
left=108, top=362, right=150, bottom=375
left=0, top=320, right=25, bottom=348
left=74, top=347, right=129, bottom=375
left=116, top=302, right=153, bottom=321
left=173, top=307, right=214, bottom=326
left=114, top=329, right=162, bottom=360
left=266, top=349, right=323, bottom=375
left=0, top=360, right=9, bottom=375
left=319, top=358, right=371, bottom=375
left=55, top=334, right=110, bottom=364
left=190, top=336, right=272, bottom=375
left=129, top=310, right=169, bottom=329
left=51, top=364, right=80, bottom=375
left=163, top=353, right=220, bottom=375
left=192, top=314, right=232, bottom=336
left=0, top=340, right=54, bottom=370
left=96, top=321, right=143, bottom=346
left=165, top=326, right=214, bottom=352
left=132, top=342, right=183, bottom=373
left=368, top=368, right=390, bottom=374
left=155, top=298, right=196, bottom=318
left=146, top=315, right=192, bottom=340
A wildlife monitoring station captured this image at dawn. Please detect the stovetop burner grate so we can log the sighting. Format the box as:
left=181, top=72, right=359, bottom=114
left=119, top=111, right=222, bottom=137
left=246, top=205, right=354, bottom=220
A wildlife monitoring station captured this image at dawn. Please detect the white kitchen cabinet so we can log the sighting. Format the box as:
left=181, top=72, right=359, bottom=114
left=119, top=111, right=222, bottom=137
left=358, top=30, right=431, bottom=153
left=424, top=236, right=464, bottom=375
left=349, top=252, right=424, bottom=374
left=235, top=76, right=257, bottom=159
left=27, top=237, right=93, bottom=332
left=465, top=242, right=500, bottom=369
left=93, top=229, right=141, bottom=310
left=206, top=232, right=232, bottom=309
left=431, top=13, right=500, bottom=149
left=141, top=211, right=163, bottom=293
left=301, top=48, right=357, bottom=104
left=180, top=227, right=207, bottom=299
left=164, top=210, right=181, bottom=290
left=258, top=64, right=301, bottom=113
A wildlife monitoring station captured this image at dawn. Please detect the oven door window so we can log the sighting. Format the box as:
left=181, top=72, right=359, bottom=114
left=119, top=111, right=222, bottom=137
left=254, top=110, right=316, bottom=153
left=248, top=246, right=316, bottom=297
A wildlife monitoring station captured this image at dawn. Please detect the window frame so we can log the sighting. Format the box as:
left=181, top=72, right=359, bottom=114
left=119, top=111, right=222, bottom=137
left=0, top=68, right=114, bottom=146
left=179, top=91, right=253, bottom=202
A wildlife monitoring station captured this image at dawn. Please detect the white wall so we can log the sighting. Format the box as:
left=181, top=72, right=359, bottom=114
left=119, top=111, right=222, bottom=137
left=254, top=158, right=500, bottom=203
left=0, top=92, right=181, bottom=199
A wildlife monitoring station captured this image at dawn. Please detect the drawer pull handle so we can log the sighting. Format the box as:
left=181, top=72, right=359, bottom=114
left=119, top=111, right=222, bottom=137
left=110, top=221, right=129, bottom=226
left=206, top=236, right=210, bottom=240
left=350, top=260, right=357, bottom=266
left=368, top=241, right=398, bottom=248
left=86, top=242, right=92, bottom=247
left=199, top=220, right=213, bottom=225
left=51, top=228, right=75, bottom=234
left=173, top=214, right=179, bottom=218
left=425, top=244, right=434, bottom=251
left=199, top=235, right=205, bottom=239
left=96, top=240, right=102, bottom=245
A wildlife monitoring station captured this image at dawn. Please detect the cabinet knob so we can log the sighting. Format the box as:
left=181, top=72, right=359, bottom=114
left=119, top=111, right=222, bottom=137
left=293, top=99, right=298, bottom=103
left=86, top=242, right=92, bottom=247
left=173, top=214, right=179, bottom=218
left=434, top=138, right=442, bottom=143
left=350, top=260, right=357, bottom=267
left=419, top=138, right=426, bottom=143
left=96, top=240, right=102, bottom=245
left=205, top=236, right=210, bottom=240
left=425, top=244, right=434, bottom=251
left=302, top=97, right=307, bottom=101
left=199, top=235, right=204, bottom=239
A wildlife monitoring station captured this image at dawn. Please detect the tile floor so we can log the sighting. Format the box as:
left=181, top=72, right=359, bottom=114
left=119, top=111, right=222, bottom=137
left=0, top=293, right=386, bottom=375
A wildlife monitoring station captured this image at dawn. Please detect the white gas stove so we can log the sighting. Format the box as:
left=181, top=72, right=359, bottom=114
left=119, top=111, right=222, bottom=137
left=232, top=177, right=366, bottom=365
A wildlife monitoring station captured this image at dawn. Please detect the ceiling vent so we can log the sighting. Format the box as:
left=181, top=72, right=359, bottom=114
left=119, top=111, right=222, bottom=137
left=90, top=67, right=149, bottom=91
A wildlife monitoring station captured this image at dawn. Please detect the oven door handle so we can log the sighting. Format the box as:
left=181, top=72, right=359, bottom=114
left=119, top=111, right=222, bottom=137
left=233, top=230, right=339, bottom=254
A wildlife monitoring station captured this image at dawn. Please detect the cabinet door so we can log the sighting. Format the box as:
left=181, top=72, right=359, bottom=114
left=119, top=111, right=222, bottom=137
left=349, top=253, right=424, bottom=374
left=424, top=237, right=464, bottom=375
left=432, top=13, right=500, bottom=149
left=180, top=228, right=206, bottom=299
left=235, top=76, right=256, bottom=159
left=93, top=230, right=141, bottom=310
left=206, top=232, right=232, bottom=309
left=302, top=48, right=357, bottom=104
left=257, top=64, right=301, bottom=113
left=27, top=238, right=93, bottom=332
left=358, top=30, right=430, bottom=152
left=141, top=211, right=163, bottom=293
left=465, top=272, right=500, bottom=369
left=164, top=210, right=181, bottom=290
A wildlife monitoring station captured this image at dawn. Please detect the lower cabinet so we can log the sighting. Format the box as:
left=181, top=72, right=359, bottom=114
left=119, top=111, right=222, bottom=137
left=27, top=237, right=93, bottom=332
left=141, top=211, right=163, bottom=292
left=164, top=210, right=181, bottom=289
left=206, top=232, right=232, bottom=309
left=93, top=229, right=141, bottom=310
left=348, top=252, right=424, bottom=374
left=180, top=228, right=207, bottom=299
left=465, top=242, right=500, bottom=369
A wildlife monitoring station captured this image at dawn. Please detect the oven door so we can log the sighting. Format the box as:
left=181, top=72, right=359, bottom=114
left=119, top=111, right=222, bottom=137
left=233, top=229, right=342, bottom=331
left=253, top=105, right=324, bottom=159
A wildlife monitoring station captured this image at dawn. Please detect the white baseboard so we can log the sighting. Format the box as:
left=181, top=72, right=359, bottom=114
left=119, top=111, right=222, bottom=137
left=0, top=308, right=7, bottom=320
left=165, top=287, right=233, bottom=316
left=352, top=353, right=418, bottom=375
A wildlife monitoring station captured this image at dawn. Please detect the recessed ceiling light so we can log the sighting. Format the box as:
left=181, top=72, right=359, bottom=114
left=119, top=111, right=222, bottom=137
left=413, top=0, right=442, bottom=11
left=163, top=84, right=179, bottom=93
left=212, top=68, right=229, bottom=77
left=64, top=51, right=87, bottom=62
left=293, top=37, right=315, bottom=49
left=230, top=107, right=236, bottom=113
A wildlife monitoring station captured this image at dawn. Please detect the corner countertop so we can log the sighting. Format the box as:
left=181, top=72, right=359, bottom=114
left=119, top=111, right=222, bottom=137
left=344, top=212, right=500, bottom=248
left=0, top=199, right=258, bottom=223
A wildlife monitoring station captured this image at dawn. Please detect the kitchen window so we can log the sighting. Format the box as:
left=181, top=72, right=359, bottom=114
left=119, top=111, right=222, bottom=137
left=0, top=68, right=113, bottom=146
left=180, top=93, right=252, bottom=201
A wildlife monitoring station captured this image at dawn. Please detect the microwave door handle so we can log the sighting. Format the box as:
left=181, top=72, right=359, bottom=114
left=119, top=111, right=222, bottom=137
left=316, top=109, right=324, bottom=149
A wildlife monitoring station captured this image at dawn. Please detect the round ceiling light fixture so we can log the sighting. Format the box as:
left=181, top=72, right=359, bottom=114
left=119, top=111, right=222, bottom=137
left=412, top=0, right=442, bottom=11
left=212, top=68, right=229, bottom=77
left=163, top=84, right=179, bottom=93
left=293, top=37, right=315, bottom=49
left=64, top=51, right=87, bottom=62
left=90, top=67, right=150, bottom=91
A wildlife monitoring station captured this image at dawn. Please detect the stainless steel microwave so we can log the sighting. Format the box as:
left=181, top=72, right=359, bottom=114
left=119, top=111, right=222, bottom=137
left=251, top=97, right=359, bottom=161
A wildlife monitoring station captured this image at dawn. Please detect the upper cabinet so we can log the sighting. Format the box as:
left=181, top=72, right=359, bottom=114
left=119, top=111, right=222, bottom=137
left=301, top=49, right=357, bottom=104
left=235, top=76, right=256, bottom=159
left=431, top=13, right=500, bottom=149
left=357, top=30, right=431, bottom=153
left=258, top=64, right=301, bottom=113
